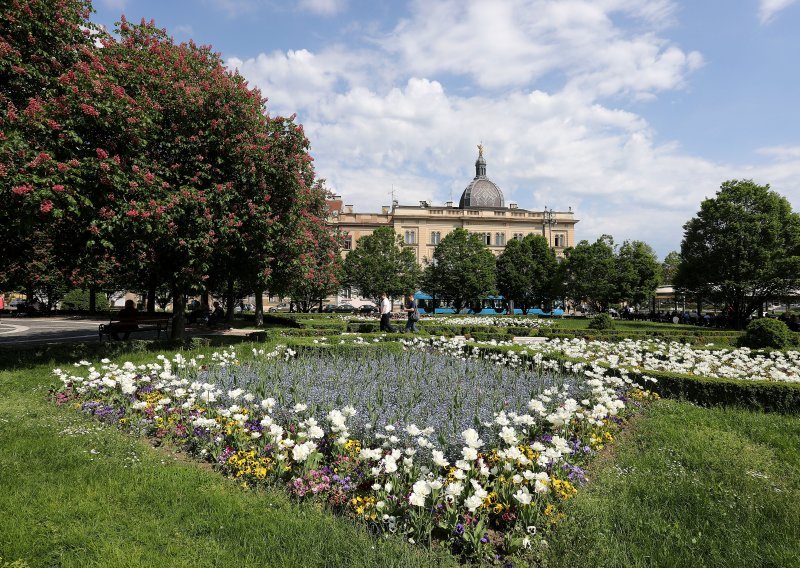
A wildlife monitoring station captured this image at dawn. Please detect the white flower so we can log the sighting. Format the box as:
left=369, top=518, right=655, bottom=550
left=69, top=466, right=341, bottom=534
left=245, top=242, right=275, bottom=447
left=461, top=446, right=478, bottom=461
left=499, top=426, right=518, bottom=446
left=462, top=428, right=483, bottom=449
left=409, top=492, right=427, bottom=507
left=445, top=481, right=464, bottom=497
left=514, top=486, right=532, bottom=506
left=292, top=441, right=316, bottom=462
left=405, top=424, right=422, bottom=436
left=432, top=450, right=449, bottom=468
left=464, top=494, right=483, bottom=512
left=293, top=403, right=307, bottom=413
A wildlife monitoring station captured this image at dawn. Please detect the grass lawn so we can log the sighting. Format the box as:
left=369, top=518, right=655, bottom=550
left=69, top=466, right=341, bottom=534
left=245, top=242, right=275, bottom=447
left=547, top=400, right=800, bottom=567
left=0, top=355, right=454, bottom=568
left=2, top=342, right=798, bottom=567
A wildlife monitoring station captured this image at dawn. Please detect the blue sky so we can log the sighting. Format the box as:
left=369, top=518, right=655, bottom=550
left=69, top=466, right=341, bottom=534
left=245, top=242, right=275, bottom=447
left=90, top=0, right=800, bottom=257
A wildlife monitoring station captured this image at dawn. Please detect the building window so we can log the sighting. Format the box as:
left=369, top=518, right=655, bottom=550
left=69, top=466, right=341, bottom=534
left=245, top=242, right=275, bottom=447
left=431, top=231, right=441, bottom=245
left=405, top=230, right=416, bottom=244
left=494, top=232, right=505, bottom=246
left=343, top=235, right=352, bottom=250
left=483, top=232, right=491, bottom=246
left=554, top=233, right=566, bottom=247
left=513, top=233, right=524, bottom=241
left=342, top=287, right=352, bottom=299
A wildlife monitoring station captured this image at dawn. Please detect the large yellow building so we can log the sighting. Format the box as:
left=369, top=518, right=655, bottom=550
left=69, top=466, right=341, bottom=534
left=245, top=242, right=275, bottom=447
left=328, top=147, right=578, bottom=264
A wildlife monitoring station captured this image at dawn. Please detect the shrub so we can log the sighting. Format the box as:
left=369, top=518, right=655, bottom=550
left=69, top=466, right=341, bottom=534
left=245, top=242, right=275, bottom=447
left=740, top=318, right=791, bottom=349
left=588, top=313, right=615, bottom=330
left=60, top=289, right=110, bottom=311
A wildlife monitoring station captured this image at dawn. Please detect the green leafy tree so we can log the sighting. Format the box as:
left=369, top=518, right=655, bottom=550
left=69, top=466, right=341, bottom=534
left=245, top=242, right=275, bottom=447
left=661, top=251, right=681, bottom=284
left=675, top=179, right=800, bottom=328
left=61, top=288, right=110, bottom=311
left=562, top=235, right=617, bottom=312
left=423, top=228, right=496, bottom=312
left=343, top=227, right=420, bottom=302
left=496, top=235, right=557, bottom=312
left=615, top=240, right=662, bottom=307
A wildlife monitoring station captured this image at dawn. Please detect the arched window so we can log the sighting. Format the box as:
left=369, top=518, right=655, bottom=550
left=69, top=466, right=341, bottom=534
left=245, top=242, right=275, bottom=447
left=405, top=230, right=416, bottom=244
left=484, top=232, right=491, bottom=246
left=495, top=232, right=505, bottom=246
left=431, top=231, right=441, bottom=245
left=554, top=233, right=566, bottom=247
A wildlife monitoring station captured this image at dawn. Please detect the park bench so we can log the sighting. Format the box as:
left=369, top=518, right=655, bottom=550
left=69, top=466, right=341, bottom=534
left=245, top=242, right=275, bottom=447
left=99, top=313, right=172, bottom=342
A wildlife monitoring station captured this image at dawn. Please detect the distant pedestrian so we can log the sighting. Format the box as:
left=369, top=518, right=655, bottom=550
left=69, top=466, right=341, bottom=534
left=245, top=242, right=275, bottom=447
left=379, top=292, right=395, bottom=332
left=112, top=299, right=138, bottom=340
left=404, top=293, right=419, bottom=333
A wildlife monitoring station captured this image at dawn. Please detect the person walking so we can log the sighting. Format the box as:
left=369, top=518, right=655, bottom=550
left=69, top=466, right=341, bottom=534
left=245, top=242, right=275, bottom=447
left=379, top=292, right=395, bottom=332
left=403, top=293, right=419, bottom=333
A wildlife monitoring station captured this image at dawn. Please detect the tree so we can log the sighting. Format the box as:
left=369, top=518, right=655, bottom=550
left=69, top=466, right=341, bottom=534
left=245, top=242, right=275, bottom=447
left=268, top=181, right=342, bottom=313
left=343, top=227, right=420, bottom=302
left=423, top=228, right=496, bottom=312
left=562, top=235, right=617, bottom=312
left=615, top=240, right=662, bottom=308
left=675, top=179, right=800, bottom=328
left=661, top=251, right=681, bottom=284
left=496, top=234, right=557, bottom=312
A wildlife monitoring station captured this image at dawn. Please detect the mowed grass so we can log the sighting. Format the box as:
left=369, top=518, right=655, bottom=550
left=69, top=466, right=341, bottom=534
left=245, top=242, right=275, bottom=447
left=2, top=343, right=798, bottom=568
left=0, top=359, right=455, bottom=568
left=547, top=400, right=800, bottom=568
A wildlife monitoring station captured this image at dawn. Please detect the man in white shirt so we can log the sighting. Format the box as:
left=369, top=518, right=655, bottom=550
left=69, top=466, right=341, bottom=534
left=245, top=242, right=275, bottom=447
left=379, top=292, right=395, bottom=332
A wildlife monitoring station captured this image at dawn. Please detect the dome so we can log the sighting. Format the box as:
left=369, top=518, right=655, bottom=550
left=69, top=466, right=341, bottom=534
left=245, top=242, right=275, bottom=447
left=459, top=146, right=504, bottom=209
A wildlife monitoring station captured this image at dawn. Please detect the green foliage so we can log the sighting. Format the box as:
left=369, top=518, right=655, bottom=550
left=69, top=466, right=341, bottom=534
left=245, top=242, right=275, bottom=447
left=588, top=313, right=615, bottom=330
left=661, top=250, right=681, bottom=284
left=636, top=369, right=800, bottom=414
left=422, top=228, right=496, bottom=312
left=343, top=227, right=420, bottom=302
left=562, top=235, right=618, bottom=311
left=676, top=180, right=800, bottom=328
left=496, top=234, right=557, bottom=311
left=60, top=289, right=110, bottom=311
left=615, top=240, right=662, bottom=307
left=740, top=318, right=792, bottom=349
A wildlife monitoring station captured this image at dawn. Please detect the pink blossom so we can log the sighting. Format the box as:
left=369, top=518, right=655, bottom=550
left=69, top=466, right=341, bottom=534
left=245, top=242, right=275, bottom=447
left=96, top=148, right=109, bottom=159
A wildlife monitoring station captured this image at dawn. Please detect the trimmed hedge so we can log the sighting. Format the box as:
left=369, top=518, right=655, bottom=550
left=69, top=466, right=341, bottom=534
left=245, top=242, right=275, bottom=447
left=448, top=342, right=800, bottom=414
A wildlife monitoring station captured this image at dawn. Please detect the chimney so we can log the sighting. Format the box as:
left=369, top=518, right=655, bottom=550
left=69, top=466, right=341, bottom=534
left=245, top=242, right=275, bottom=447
left=381, top=206, right=389, bottom=215
left=345, top=204, right=353, bottom=214
left=445, top=201, right=453, bottom=208
left=419, top=200, right=429, bottom=208
left=509, top=202, right=518, bottom=209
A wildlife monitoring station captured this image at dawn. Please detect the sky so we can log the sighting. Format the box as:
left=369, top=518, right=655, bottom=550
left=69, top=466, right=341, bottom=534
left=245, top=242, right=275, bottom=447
left=90, top=0, right=800, bottom=258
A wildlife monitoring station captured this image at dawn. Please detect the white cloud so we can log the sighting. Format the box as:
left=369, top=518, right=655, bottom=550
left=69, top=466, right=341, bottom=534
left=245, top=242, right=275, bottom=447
left=173, top=24, right=194, bottom=36
left=382, top=0, right=701, bottom=97
left=100, top=0, right=127, bottom=10
left=758, top=0, right=799, bottom=24
left=298, top=0, right=347, bottom=16
left=228, top=0, right=800, bottom=256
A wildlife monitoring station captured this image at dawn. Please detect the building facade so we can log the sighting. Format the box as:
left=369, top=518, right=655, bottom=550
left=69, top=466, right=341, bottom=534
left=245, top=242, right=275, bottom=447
left=328, top=146, right=578, bottom=264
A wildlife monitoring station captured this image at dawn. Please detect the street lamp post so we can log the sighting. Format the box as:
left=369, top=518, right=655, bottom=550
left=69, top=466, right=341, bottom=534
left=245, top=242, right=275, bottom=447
left=543, top=206, right=555, bottom=248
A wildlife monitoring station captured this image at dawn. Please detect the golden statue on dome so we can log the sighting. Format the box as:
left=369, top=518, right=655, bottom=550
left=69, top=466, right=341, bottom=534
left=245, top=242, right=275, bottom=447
left=477, top=143, right=484, bottom=158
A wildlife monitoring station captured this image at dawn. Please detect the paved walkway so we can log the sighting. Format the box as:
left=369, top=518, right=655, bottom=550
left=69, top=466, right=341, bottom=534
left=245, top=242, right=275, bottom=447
left=0, top=317, right=255, bottom=346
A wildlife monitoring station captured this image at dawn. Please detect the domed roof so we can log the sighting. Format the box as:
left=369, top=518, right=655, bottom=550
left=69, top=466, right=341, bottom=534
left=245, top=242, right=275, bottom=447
left=459, top=146, right=504, bottom=209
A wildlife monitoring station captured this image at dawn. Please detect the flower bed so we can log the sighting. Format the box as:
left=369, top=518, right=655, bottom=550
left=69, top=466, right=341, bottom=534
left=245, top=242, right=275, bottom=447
left=519, top=337, right=800, bottom=384
left=52, top=342, right=656, bottom=564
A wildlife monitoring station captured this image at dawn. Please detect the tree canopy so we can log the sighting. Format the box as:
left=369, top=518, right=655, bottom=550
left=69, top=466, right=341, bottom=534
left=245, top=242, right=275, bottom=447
left=675, top=179, right=800, bottom=328
left=615, top=240, right=662, bottom=307
left=1, top=3, right=339, bottom=336
left=496, top=234, right=557, bottom=312
left=423, top=228, right=496, bottom=312
left=343, top=227, right=420, bottom=302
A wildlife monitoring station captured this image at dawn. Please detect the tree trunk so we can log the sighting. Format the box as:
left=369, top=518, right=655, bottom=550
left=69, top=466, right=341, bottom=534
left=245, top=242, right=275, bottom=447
left=254, top=286, right=264, bottom=327
left=225, top=278, right=235, bottom=322
left=171, top=287, right=186, bottom=341
left=89, top=288, right=97, bottom=314
left=201, top=290, right=210, bottom=310
left=147, top=283, right=156, bottom=314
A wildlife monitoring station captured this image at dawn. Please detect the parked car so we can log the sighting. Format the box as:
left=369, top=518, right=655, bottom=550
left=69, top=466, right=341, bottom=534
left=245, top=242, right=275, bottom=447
left=334, top=304, right=357, bottom=313
left=268, top=303, right=291, bottom=313
left=358, top=304, right=378, bottom=314
left=318, top=304, right=337, bottom=313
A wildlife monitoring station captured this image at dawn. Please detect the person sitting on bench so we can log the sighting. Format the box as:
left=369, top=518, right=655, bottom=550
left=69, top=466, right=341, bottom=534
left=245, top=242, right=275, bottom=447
left=112, top=300, right=139, bottom=340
